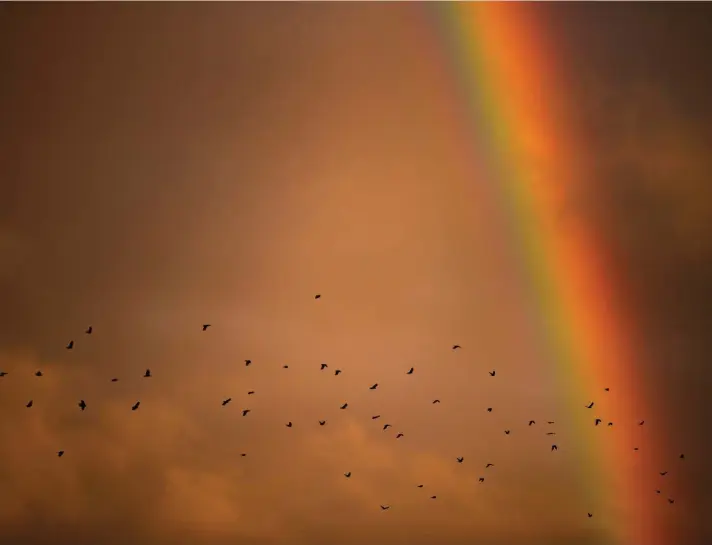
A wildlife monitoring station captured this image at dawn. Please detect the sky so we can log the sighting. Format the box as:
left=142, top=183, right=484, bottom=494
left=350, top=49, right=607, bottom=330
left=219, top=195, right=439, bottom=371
left=1, top=3, right=711, bottom=545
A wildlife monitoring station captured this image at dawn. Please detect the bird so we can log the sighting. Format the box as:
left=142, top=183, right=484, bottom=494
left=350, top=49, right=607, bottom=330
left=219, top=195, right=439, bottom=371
left=383, top=424, right=392, bottom=430
left=286, top=422, right=293, bottom=428
left=340, top=403, right=348, bottom=409
left=314, top=294, right=321, bottom=299
left=668, top=498, right=675, bottom=504
left=344, top=472, right=351, bottom=478
left=587, top=513, right=593, bottom=518
left=144, top=369, right=151, bottom=378
left=202, top=324, right=211, bottom=331
left=680, top=454, right=685, bottom=460
left=655, top=489, right=661, bottom=494
left=430, top=496, right=437, bottom=500
left=607, top=422, right=613, bottom=427
left=487, top=407, right=493, bottom=412
left=634, top=447, right=639, bottom=451
left=111, top=378, right=118, bottom=382
left=452, top=345, right=461, bottom=350
left=319, top=420, right=326, bottom=426
left=489, top=370, right=496, bottom=377
left=242, top=409, right=251, bottom=417
left=528, top=420, right=536, bottom=426
left=546, top=432, right=556, bottom=436
left=485, top=463, right=494, bottom=468
left=240, top=453, right=247, bottom=457
left=478, top=477, right=485, bottom=483
left=78, top=400, right=86, bottom=411
left=604, top=387, right=610, bottom=392
left=222, top=398, right=232, bottom=406
left=432, top=399, right=441, bottom=404
left=283, top=365, right=289, bottom=369
left=547, top=421, right=555, bottom=424
left=456, top=457, right=464, bottom=463
left=396, top=433, right=404, bottom=439
left=406, top=367, right=414, bottom=374
left=132, top=401, right=140, bottom=411
left=380, top=505, right=390, bottom=511
left=504, top=429, right=511, bottom=435
left=247, top=391, right=255, bottom=395
left=586, top=402, right=594, bottom=408
left=85, top=326, right=92, bottom=334
left=551, top=444, right=558, bottom=451
left=594, top=418, right=602, bottom=426
left=26, top=400, right=33, bottom=408
left=0, top=371, right=7, bottom=377
left=417, top=484, right=424, bottom=488
left=660, top=471, right=668, bottom=476
left=369, top=383, right=378, bottom=390
left=57, top=450, right=64, bottom=457
left=638, top=420, right=645, bottom=426
left=34, top=371, right=43, bottom=377
left=334, top=369, right=342, bottom=375
left=66, top=340, right=74, bottom=350
left=372, top=415, right=381, bottom=419
left=320, top=363, right=328, bottom=370
left=245, top=359, right=252, bottom=366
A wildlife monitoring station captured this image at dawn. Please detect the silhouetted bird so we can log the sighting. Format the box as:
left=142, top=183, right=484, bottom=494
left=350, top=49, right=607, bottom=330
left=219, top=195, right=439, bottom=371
left=245, top=359, right=252, bottom=366
left=680, top=454, right=685, bottom=460
left=202, top=324, right=211, bottom=331
left=66, top=341, right=74, bottom=350
left=85, top=326, right=92, bottom=334
left=430, top=496, right=437, bottom=499
left=26, top=400, right=33, bottom=408
left=320, top=364, right=328, bottom=370
left=547, top=421, right=555, bottom=424
left=504, top=430, right=511, bottom=435
left=528, top=420, right=536, bottom=426
left=487, top=407, right=492, bottom=412
left=57, top=450, right=64, bottom=457
left=369, top=383, right=378, bottom=390
left=586, top=402, right=594, bottom=408
left=35, top=371, right=43, bottom=377
left=551, top=444, right=558, bottom=451
left=485, top=463, right=494, bottom=468
left=132, top=401, right=140, bottom=410
left=417, top=484, right=424, bottom=488
left=546, top=432, right=556, bottom=436
left=314, top=294, right=321, bottom=299
left=372, top=415, right=381, bottom=419
left=668, top=498, right=675, bottom=504
left=607, top=422, right=613, bottom=427
left=489, top=370, right=496, bottom=377
left=432, top=399, right=441, bottom=404
left=340, top=403, right=348, bottom=409
left=111, top=378, right=118, bottom=382
left=456, top=457, right=464, bottom=463
left=655, top=489, right=661, bottom=494
left=0, top=371, right=7, bottom=377
left=478, top=477, right=485, bottom=483
left=222, top=398, right=232, bottom=406
left=634, top=447, right=639, bottom=451
left=344, top=472, right=351, bottom=478
left=283, top=365, right=289, bottom=369
left=335, top=369, right=342, bottom=375
left=407, top=367, right=414, bottom=374
left=242, top=409, right=251, bottom=416
left=240, top=453, right=247, bottom=457
left=396, top=433, right=404, bottom=439
left=604, top=387, right=610, bottom=392
left=595, top=418, right=602, bottom=426
left=319, top=420, right=326, bottom=426
left=380, top=505, right=390, bottom=511
left=638, top=420, right=645, bottom=426
left=78, top=400, right=86, bottom=411
left=452, top=345, right=461, bottom=350
left=248, top=391, right=255, bottom=395
left=588, top=513, right=593, bottom=518
left=286, top=422, right=293, bottom=428
left=660, top=471, right=668, bottom=476
left=144, top=369, right=151, bottom=378
left=383, top=424, right=391, bottom=430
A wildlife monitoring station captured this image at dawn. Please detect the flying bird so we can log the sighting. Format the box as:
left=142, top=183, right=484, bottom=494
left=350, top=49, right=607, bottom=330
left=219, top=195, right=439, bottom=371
left=456, top=457, right=464, bottom=463
left=314, top=294, right=321, bottom=299
left=668, top=498, right=675, bottom=504
left=26, top=400, right=33, bottom=408
left=242, top=409, right=251, bottom=416
left=202, top=324, right=211, bottom=331
left=680, top=454, right=685, bottom=460
left=489, top=370, right=496, bottom=377
left=604, top=387, right=610, bottom=392
left=547, top=421, right=555, bottom=424
left=286, top=422, right=293, bottom=428
left=655, top=489, right=661, bottom=494
left=283, top=365, right=289, bottom=369
left=240, top=453, right=247, bottom=457
left=383, top=424, right=392, bottom=430
left=586, top=402, right=594, bottom=408
left=369, top=383, right=378, bottom=390
left=78, top=400, right=86, bottom=411
left=380, top=505, right=390, bottom=511
left=132, top=401, right=140, bottom=411
left=111, top=378, right=118, bottom=382
left=144, top=369, right=151, bottom=378
left=452, top=345, right=461, bottom=350
left=247, top=391, right=255, bottom=395
left=485, top=463, right=494, bottom=468
left=417, top=484, right=424, bottom=488
left=57, top=450, right=64, bottom=457
left=594, top=418, right=602, bottom=426
left=320, top=364, right=328, bottom=370
left=638, top=420, right=645, bottom=426
left=372, top=415, right=381, bottom=419
left=334, top=369, right=342, bottom=375
left=504, top=429, right=511, bottom=435
left=406, top=367, right=414, bottom=374
left=478, top=477, right=485, bottom=483
left=222, top=398, right=232, bottom=406
left=340, top=403, right=348, bottom=409
left=66, top=341, right=74, bottom=350
left=34, top=371, right=43, bottom=377
left=344, top=472, right=351, bottom=478
left=551, top=444, right=558, bottom=451
left=660, top=471, right=668, bottom=476
left=528, top=420, right=536, bottom=426
left=607, top=422, right=613, bottom=427
left=487, top=407, right=492, bottom=412
left=396, top=433, right=404, bottom=439
left=432, top=399, right=441, bottom=404
left=85, top=326, right=92, bottom=334
left=319, top=420, right=326, bottom=426
left=430, top=496, right=437, bottom=500
left=0, top=371, right=6, bottom=377
left=546, top=432, right=556, bottom=436
left=245, top=359, right=252, bottom=366
left=588, top=513, right=593, bottom=518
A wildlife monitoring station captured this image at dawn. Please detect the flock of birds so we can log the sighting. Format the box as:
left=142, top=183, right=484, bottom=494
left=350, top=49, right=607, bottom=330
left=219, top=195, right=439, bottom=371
left=0, top=293, right=687, bottom=519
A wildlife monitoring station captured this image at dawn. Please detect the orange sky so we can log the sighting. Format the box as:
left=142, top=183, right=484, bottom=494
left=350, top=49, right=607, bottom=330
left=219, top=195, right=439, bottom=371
left=1, top=4, right=711, bottom=545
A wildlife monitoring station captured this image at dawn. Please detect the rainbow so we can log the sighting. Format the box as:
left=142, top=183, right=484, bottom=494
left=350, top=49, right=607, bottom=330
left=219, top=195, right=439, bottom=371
left=426, top=4, right=667, bottom=545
